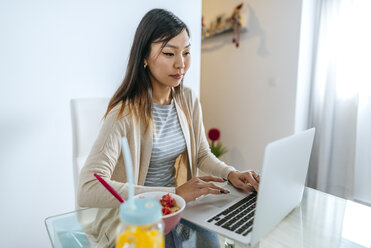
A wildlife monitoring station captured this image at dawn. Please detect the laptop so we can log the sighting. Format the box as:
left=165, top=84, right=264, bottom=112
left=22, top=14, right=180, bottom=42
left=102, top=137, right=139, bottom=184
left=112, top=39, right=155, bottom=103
left=182, top=128, right=315, bottom=247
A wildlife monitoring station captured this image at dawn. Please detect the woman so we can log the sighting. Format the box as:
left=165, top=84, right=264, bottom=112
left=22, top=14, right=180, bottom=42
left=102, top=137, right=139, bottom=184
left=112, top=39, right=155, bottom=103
left=77, top=8, right=260, bottom=248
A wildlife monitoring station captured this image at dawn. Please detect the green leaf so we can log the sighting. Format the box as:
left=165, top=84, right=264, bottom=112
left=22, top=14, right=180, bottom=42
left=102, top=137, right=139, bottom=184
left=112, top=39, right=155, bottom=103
left=210, top=141, right=228, bottom=158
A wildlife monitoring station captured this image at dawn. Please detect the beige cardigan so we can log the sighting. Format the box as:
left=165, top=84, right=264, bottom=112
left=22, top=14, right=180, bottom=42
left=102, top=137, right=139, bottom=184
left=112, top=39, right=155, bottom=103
left=77, top=87, right=236, bottom=247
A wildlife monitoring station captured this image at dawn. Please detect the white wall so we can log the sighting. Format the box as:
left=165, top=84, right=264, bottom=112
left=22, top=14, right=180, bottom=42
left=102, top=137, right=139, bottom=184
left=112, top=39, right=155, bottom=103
left=0, top=1, right=201, bottom=247
left=201, top=0, right=303, bottom=171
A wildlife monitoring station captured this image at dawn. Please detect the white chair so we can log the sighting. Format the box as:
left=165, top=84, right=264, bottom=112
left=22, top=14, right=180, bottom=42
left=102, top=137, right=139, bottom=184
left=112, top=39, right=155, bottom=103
left=70, top=98, right=110, bottom=197
left=44, top=98, right=109, bottom=248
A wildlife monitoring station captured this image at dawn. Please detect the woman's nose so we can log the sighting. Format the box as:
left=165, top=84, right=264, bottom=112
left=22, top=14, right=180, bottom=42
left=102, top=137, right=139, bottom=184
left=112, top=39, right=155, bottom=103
left=174, top=55, right=185, bottom=69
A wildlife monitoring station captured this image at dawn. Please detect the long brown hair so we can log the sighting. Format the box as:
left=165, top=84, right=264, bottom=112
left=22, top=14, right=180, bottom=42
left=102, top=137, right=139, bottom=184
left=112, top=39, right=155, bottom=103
left=104, top=9, right=191, bottom=127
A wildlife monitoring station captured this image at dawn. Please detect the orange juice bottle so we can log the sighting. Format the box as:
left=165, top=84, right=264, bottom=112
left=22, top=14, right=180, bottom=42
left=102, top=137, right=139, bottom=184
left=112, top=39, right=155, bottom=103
left=116, top=198, right=164, bottom=248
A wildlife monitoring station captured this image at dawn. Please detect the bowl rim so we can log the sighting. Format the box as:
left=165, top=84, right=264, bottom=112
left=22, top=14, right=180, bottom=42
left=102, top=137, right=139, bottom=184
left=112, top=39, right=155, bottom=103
left=135, top=191, right=186, bottom=218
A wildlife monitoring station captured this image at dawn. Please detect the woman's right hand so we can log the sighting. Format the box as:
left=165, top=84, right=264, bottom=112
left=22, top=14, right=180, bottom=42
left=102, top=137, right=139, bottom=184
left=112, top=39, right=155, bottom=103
left=175, top=176, right=229, bottom=202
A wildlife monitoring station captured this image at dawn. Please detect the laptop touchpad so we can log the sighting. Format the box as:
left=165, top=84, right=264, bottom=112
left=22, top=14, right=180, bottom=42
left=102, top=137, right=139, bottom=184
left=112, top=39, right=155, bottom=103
left=188, top=193, right=238, bottom=209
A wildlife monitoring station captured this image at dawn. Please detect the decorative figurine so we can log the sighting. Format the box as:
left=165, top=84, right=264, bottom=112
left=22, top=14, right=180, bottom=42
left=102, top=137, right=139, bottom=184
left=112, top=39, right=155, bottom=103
left=231, top=3, right=243, bottom=48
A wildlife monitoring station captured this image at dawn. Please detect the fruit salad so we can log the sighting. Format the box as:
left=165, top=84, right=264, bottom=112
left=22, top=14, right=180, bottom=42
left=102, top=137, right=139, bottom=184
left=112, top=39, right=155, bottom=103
left=160, top=193, right=180, bottom=216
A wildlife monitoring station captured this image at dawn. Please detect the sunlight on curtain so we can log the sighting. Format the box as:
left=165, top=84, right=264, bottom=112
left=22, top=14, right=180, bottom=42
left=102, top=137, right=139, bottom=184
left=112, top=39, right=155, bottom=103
left=307, top=0, right=371, bottom=203
left=336, top=0, right=371, bottom=99
left=348, top=0, right=371, bottom=206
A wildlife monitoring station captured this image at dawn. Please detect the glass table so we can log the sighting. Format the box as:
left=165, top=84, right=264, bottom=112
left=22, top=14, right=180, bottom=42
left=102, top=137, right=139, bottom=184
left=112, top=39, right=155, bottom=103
left=45, top=187, right=371, bottom=248
left=45, top=207, right=99, bottom=248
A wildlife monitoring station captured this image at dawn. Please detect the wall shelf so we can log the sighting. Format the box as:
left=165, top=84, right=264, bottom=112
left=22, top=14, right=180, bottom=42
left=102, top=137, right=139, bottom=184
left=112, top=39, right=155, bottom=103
left=202, top=12, right=248, bottom=41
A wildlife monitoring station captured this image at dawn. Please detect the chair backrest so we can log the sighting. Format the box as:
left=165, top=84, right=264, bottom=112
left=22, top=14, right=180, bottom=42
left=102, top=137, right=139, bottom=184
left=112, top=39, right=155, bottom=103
left=70, top=98, right=110, bottom=196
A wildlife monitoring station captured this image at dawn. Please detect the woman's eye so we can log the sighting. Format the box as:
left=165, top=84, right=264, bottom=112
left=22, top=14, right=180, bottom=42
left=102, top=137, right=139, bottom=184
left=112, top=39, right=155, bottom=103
left=184, top=51, right=191, bottom=56
left=162, top=52, right=174, bottom=56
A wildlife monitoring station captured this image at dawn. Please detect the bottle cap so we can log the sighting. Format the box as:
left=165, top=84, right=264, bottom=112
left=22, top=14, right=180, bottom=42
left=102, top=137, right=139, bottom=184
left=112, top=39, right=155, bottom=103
left=120, top=198, right=162, bottom=225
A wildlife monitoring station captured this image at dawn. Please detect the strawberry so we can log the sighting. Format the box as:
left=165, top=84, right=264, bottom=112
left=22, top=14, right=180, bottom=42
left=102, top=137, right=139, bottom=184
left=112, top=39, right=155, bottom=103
left=160, top=193, right=175, bottom=208
left=162, top=207, right=172, bottom=216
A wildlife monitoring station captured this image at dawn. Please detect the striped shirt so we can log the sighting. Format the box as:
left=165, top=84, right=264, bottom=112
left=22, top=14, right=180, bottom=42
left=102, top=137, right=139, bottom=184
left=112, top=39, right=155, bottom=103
left=144, top=99, right=186, bottom=187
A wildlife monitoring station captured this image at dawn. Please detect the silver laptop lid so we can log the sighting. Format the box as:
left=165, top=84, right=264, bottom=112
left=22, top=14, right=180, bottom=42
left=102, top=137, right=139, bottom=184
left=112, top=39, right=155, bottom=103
left=251, top=128, right=315, bottom=246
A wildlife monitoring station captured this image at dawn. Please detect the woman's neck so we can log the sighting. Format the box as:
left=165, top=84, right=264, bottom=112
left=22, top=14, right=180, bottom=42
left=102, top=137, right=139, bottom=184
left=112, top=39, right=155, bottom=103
left=152, top=86, right=172, bottom=105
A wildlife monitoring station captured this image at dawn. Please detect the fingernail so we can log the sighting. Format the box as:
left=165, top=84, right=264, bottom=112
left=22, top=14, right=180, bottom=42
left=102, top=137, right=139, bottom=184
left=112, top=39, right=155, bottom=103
left=220, top=190, right=230, bottom=194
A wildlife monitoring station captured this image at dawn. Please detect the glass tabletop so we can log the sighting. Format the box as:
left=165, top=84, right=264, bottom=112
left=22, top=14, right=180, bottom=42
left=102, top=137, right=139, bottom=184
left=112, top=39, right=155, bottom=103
left=45, top=208, right=99, bottom=248
left=45, top=188, right=371, bottom=248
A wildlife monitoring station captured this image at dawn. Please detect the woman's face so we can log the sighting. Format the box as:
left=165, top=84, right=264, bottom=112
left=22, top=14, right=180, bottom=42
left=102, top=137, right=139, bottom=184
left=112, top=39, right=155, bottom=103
left=145, top=30, right=191, bottom=90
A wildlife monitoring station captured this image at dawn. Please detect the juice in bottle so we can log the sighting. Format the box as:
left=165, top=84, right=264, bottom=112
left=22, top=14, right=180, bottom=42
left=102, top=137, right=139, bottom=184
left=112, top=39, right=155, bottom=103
left=117, top=137, right=164, bottom=247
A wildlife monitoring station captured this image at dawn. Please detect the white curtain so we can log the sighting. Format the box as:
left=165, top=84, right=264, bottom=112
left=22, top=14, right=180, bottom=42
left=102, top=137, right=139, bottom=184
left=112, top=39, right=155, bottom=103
left=306, top=0, right=371, bottom=204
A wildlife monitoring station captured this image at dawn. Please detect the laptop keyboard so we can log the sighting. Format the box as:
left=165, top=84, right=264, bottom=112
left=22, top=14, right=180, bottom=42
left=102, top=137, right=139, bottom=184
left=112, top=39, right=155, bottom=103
left=207, top=193, right=257, bottom=236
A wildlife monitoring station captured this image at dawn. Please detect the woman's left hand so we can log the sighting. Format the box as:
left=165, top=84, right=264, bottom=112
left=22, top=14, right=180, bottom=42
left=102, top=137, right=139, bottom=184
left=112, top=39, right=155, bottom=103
left=227, top=170, right=260, bottom=192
